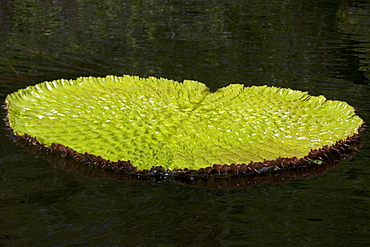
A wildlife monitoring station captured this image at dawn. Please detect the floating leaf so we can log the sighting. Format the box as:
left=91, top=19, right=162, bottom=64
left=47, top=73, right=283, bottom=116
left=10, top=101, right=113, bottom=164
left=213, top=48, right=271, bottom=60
left=4, top=75, right=364, bottom=174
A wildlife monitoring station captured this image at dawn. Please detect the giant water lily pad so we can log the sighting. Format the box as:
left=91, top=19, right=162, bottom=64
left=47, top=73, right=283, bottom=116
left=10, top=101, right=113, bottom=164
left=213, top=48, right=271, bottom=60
left=4, top=75, right=364, bottom=177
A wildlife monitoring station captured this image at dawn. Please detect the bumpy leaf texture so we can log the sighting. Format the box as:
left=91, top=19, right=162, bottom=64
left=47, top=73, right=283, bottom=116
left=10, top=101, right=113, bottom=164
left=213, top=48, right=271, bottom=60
left=5, top=75, right=363, bottom=171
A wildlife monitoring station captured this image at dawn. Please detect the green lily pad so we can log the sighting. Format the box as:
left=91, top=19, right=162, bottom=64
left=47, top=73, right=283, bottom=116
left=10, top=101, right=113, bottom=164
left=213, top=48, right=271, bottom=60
left=5, top=75, right=364, bottom=171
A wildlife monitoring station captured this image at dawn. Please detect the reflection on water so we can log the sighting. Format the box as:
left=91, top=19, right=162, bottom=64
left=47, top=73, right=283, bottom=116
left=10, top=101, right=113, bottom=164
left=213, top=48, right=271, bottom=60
left=1, top=0, right=370, bottom=90
left=0, top=0, right=369, bottom=246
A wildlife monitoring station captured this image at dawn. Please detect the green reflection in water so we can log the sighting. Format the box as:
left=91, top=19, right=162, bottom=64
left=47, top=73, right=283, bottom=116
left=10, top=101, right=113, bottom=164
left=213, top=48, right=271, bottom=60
left=1, top=0, right=369, bottom=90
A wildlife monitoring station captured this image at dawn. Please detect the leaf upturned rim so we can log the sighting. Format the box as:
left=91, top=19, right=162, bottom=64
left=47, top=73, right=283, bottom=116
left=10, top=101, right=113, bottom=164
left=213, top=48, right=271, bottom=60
left=3, top=108, right=365, bottom=187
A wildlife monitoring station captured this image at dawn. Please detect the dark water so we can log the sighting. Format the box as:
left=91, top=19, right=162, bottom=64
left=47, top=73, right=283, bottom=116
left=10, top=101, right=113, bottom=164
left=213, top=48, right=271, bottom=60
left=1, top=0, right=370, bottom=246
